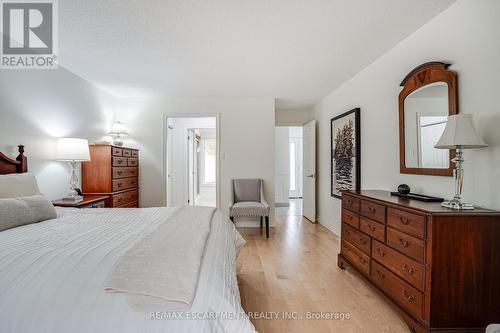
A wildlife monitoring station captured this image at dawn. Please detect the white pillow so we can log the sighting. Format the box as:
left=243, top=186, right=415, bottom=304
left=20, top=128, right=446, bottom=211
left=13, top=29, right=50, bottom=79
left=0, top=195, right=57, bottom=231
left=0, top=173, right=41, bottom=198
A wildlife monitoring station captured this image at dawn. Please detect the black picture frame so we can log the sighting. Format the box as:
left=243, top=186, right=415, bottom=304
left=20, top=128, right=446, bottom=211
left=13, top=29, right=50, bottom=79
left=330, top=108, right=361, bottom=199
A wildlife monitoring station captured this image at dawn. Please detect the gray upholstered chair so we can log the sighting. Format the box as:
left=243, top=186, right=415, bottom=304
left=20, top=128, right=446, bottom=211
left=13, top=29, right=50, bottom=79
left=229, top=179, right=270, bottom=238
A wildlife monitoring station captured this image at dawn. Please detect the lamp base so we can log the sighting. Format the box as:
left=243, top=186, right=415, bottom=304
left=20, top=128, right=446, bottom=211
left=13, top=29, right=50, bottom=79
left=441, top=199, right=474, bottom=210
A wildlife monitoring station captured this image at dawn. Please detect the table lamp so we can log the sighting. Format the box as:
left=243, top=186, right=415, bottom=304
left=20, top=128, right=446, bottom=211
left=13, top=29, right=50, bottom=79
left=434, top=114, right=488, bottom=209
left=108, top=121, right=129, bottom=146
left=56, top=138, right=91, bottom=202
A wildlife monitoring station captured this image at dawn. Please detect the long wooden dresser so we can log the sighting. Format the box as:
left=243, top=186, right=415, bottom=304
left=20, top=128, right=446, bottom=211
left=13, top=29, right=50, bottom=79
left=338, top=190, right=500, bottom=333
left=82, top=145, right=139, bottom=208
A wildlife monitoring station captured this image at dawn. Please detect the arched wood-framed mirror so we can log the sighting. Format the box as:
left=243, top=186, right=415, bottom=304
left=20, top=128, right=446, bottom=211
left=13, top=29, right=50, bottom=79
left=399, top=62, right=457, bottom=176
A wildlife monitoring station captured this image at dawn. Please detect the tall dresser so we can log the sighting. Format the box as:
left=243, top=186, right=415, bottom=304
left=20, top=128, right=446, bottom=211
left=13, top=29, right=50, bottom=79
left=82, top=145, right=139, bottom=208
left=338, top=190, right=500, bottom=333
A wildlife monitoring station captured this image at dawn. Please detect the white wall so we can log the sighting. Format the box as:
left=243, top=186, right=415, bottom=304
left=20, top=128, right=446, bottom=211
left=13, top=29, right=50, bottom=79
left=275, top=108, right=314, bottom=126
left=275, top=127, right=290, bottom=206
left=314, top=0, right=500, bottom=235
left=0, top=68, right=116, bottom=200
left=116, top=97, right=276, bottom=226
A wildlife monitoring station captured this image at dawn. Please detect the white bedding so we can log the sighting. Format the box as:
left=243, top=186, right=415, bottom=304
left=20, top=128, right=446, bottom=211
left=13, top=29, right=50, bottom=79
left=0, top=207, right=256, bottom=333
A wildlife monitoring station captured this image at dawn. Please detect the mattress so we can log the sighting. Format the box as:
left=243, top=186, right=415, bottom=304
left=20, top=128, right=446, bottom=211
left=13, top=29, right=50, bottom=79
left=0, top=207, right=255, bottom=333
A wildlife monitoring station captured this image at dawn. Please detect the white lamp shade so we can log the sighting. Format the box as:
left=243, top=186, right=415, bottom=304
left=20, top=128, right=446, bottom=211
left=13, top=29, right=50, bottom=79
left=55, top=138, right=91, bottom=161
left=108, top=122, right=129, bottom=136
left=435, top=114, right=488, bottom=149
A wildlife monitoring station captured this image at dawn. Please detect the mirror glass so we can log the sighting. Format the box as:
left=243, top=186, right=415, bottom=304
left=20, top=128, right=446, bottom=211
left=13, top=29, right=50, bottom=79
left=404, top=82, right=449, bottom=169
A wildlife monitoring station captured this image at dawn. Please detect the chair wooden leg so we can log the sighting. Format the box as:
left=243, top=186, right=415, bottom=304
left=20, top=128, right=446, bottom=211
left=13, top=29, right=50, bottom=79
left=260, top=216, right=263, bottom=228
left=265, top=216, right=269, bottom=238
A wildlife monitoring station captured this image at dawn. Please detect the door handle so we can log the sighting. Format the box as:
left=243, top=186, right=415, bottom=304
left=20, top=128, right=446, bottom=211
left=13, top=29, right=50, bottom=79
left=307, top=174, right=314, bottom=178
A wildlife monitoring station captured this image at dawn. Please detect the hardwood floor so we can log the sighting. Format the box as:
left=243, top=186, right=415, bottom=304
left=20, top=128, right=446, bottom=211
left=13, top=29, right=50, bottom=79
left=237, top=215, right=410, bottom=333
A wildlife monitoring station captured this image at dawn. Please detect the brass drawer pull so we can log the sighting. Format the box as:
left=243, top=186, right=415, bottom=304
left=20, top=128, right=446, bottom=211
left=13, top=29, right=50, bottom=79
left=375, top=270, right=385, bottom=279
left=359, top=257, right=367, bottom=265
left=368, top=206, right=377, bottom=213
left=376, top=248, right=385, bottom=257
left=399, top=216, right=410, bottom=225
left=401, top=264, right=416, bottom=273
left=117, top=183, right=123, bottom=187
left=399, top=238, right=410, bottom=248
left=400, top=288, right=415, bottom=302
left=359, top=238, right=367, bottom=245
left=367, top=224, right=376, bottom=232
left=117, top=171, right=123, bottom=175
left=117, top=160, right=123, bottom=164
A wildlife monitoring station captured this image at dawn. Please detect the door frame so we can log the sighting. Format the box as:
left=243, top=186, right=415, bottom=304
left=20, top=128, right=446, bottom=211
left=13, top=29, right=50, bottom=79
left=163, top=113, right=221, bottom=209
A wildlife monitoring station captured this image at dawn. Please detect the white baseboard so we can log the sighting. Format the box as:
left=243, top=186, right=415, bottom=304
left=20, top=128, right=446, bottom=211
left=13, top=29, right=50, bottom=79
left=316, top=215, right=340, bottom=237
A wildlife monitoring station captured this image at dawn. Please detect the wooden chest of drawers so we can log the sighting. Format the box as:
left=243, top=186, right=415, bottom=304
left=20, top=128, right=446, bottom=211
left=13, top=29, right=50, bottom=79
left=338, top=190, right=500, bottom=333
left=82, top=145, right=139, bottom=208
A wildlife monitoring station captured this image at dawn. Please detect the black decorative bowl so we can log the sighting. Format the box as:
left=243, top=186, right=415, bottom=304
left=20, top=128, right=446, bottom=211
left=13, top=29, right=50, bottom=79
left=397, top=184, right=411, bottom=195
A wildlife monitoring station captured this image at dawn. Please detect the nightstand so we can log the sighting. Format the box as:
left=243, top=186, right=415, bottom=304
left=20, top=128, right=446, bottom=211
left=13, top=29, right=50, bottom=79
left=52, top=195, right=109, bottom=208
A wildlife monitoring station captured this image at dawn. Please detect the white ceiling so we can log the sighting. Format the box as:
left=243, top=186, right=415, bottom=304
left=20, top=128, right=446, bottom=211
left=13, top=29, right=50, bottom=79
left=59, top=0, right=456, bottom=109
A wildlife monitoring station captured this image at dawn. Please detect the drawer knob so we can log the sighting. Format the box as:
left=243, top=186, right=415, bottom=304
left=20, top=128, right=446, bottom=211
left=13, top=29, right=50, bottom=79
left=401, top=264, right=416, bottom=274
left=117, top=183, right=122, bottom=187
left=367, top=224, right=376, bottom=232
left=359, top=238, right=367, bottom=245
left=375, top=270, right=385, bottom=279
left=358, top=257, right=367, bottom=265
left=399, top=238, right=410, bottom=248
left=117, top=171, right=123, bottom=175
left=117, top=160, right=123, bottom=164
left=399, top=216, right=410, bottom=225
left=376, top=248, right=385, bottom=257
left=345, top=230, right=351, bottom=235
left=368, top=206, right=376, bottom=213
left=400, top=288, right=415, bottom=302
left=347, top=199, right=353, bottom=204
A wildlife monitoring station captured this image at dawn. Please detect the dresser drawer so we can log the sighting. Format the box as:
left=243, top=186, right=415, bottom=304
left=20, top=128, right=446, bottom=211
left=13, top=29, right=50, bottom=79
left=341, top=240, right=370, bottom=276
left=372, top=240, right=424, bottom=290
left=387, top=227, right=425, bottom=263
left=342, top=195, right=360, bottom=213
left=112, top=147, right=123, bottom=157
left=360, top=217, right=385, bottom=242
left=361, top=200, right=386, bottom=223
left=112, top=167, right=138, bottom=179
left=371, top=261, right=423, bottom=320
left=112, top=190, right=138, bottom=206
left=342, top=223, right=371, bottom=255
left=117, top=200, right=138, bottom=208
left=127, top=158, right=139, bottom=167
left=342, top=209, right=360, bottom=229
left=131, top=150, right=139, bottom=158
left=112, top=178, right=138, bottom=192
left=388, top=208, right=426, bottom=239
left=112, top=157, right=127, bottom=167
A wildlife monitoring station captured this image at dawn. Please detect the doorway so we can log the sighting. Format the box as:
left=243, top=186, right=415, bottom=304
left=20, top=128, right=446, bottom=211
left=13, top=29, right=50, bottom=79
left=275, top=126, right=304, bottom=216
left=165, top=116, right=219, bottom=208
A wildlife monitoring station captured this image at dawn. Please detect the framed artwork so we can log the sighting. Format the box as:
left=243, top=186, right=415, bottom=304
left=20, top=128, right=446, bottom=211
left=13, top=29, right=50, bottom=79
left=331, top=108, right=361, bottom=198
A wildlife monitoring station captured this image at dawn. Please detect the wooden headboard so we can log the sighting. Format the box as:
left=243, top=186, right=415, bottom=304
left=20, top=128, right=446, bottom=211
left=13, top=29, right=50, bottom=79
left=0, top=145, right=28, bottom=174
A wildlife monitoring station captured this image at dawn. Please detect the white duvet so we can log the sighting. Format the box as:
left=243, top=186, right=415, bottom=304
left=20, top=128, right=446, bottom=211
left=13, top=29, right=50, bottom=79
left=0, top=207, right=256, bottom=333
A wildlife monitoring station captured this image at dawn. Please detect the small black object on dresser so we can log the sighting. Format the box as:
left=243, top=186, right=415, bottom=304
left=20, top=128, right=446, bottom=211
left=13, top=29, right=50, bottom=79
left=397, top=184, right=411, bottom=194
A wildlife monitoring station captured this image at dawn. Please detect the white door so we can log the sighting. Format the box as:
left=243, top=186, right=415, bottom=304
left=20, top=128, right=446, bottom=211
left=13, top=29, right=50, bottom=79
left=166, top=123, right=173, bottom=207
left=187, top=130, right=195, bottom=205
left=302, top=120, right=316, bottom=222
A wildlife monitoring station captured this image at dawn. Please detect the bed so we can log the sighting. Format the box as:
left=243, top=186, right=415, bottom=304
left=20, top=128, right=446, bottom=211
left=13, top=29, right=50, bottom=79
left=0, top=146, right=256, bottom=333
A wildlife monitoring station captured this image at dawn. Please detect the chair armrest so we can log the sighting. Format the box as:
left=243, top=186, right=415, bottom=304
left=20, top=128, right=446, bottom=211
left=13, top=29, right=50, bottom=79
left=260, top=180, right=269, bottom=209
